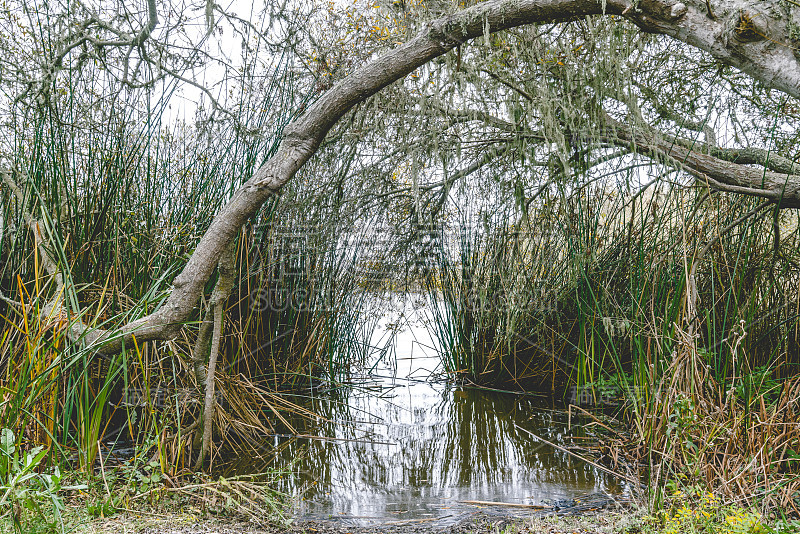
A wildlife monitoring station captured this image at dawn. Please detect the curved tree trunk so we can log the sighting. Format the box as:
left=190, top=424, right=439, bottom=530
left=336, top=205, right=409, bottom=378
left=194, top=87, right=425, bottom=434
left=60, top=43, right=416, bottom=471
left=85, top=0, right=800, bottom=354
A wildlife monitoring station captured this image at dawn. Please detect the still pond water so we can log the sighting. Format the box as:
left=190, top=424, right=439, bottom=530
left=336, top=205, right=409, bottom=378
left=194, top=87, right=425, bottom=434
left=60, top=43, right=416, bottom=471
left=218, top=302, right=625, bottom=525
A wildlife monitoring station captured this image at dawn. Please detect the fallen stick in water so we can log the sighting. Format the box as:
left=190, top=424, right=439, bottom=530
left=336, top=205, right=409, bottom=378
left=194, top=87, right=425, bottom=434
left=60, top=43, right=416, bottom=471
left=513, top=423, right=640, bottom=486
left=459, top=500, right=550, bottom=509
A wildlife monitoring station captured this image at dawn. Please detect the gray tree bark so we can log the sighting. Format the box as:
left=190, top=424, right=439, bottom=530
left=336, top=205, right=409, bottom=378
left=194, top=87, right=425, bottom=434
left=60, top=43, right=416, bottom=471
left=86, top=0, right=800, bottom=353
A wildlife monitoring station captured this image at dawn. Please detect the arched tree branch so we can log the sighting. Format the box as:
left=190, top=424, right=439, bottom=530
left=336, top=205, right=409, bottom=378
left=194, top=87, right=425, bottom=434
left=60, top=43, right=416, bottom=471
left=85, top=0, right=800, bottom=354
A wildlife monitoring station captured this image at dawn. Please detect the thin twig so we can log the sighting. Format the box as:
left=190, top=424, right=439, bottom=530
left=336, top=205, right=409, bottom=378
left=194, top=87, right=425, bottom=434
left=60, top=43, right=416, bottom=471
left=513, top=423, right=640, bottom=486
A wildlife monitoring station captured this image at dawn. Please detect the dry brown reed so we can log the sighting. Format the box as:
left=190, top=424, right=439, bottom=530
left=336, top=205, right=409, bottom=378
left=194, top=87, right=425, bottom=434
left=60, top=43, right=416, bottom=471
left=638, top=321, right=800, bottom=514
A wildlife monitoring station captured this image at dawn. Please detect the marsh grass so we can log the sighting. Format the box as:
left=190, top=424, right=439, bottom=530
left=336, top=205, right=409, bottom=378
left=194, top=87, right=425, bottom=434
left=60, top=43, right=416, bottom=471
left=0, top=49, right=380, bottom=479
left=425, top=178, right=800, bottom=511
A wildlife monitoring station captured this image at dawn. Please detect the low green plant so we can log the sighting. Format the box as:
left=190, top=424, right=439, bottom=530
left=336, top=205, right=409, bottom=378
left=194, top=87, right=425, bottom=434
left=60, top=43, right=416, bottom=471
left=647, top=484, right=767, bottom=534
left=769, top=519, right=800, bottom=534
left=0, top=429, right=86, bottom=533
left=85, top=495, right=118, bottom=519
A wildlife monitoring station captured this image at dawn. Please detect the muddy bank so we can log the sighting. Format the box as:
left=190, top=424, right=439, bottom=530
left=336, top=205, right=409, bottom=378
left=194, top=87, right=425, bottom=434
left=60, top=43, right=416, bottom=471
left=88, top=505, right=641, bottom=534
left=118, top=513, right=640, bottom=534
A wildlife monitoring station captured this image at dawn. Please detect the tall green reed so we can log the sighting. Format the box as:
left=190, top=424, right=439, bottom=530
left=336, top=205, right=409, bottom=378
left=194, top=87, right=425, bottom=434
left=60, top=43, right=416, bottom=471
left=425, top=179, right=800, bottom=405
left=0, top=46, right=379, bottom=471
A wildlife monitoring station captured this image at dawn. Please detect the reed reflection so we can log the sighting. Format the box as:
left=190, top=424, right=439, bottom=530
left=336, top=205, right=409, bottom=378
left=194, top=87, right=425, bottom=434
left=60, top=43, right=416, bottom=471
left=218, top=310, right=620, bottom=523
left=221, top=361, right=616, bottom=521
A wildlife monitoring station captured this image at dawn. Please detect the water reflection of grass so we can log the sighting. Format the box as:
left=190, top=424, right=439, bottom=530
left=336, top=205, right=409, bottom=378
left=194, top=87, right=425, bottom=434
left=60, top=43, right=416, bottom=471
left=218, top=378, right=616, bottom=520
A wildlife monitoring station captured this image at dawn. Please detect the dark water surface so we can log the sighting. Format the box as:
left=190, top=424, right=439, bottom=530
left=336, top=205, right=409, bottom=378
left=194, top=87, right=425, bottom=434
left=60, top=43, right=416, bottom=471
left=218, top=304, right=624, bottom=525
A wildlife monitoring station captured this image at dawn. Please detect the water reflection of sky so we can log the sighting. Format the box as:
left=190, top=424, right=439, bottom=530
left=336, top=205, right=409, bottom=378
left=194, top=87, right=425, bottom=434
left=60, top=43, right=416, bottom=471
left=221, top=300, right=621, bottom=525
